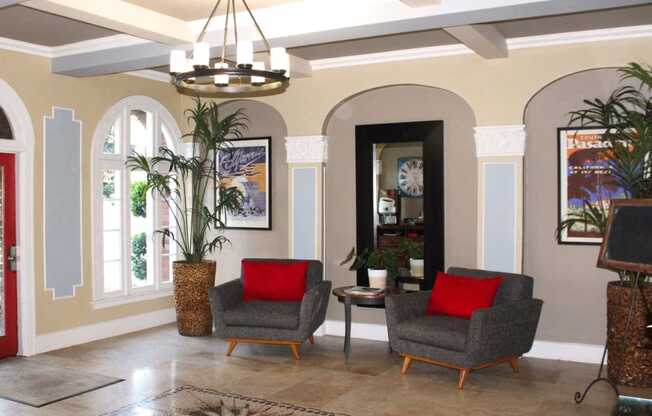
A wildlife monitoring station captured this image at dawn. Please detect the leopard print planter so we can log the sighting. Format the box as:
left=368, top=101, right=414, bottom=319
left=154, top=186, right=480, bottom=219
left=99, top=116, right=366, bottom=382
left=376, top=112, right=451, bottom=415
left=173, top=261, right=216, bottom=337
left=607, top=281, right=652, bottom=387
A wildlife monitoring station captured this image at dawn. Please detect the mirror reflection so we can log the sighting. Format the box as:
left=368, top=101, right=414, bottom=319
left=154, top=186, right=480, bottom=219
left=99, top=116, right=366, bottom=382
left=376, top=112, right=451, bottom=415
left=372, top=142, right=425, bottom=280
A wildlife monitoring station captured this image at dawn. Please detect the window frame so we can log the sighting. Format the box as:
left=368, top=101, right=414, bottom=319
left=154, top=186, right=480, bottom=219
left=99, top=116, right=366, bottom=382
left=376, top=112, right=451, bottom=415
left=91, top=96, right=181, bottom=308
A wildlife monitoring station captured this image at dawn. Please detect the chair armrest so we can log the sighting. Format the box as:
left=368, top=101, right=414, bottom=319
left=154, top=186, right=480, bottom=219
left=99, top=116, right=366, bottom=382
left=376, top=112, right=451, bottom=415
left=298, top=280, right=332, bottom=338
left=385, top=291, right=431, bottom=351
left=466, top=298, right=543, bottom=360
left=208, top=279, right=243, bottom=313
left=385, top=291, right=431, bottom=323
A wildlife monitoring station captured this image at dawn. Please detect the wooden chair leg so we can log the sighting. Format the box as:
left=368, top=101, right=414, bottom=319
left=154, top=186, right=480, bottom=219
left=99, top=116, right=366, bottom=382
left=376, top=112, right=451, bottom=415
left=509, top=357, right=520, bottom=373
left=458, top=369, right=470, bottom=390
left=400, top=355, right=413, bottom=375
left=308, top=335, right=315, bottom=345
left=289, top=344, right=301, bottom=360
left=226, top=340, right=238, bottom=357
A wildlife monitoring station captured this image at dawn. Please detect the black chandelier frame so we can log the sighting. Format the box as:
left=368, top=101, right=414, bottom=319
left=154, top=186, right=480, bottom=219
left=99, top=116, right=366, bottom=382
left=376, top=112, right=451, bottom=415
left=170, top=0, right=290, bottom=96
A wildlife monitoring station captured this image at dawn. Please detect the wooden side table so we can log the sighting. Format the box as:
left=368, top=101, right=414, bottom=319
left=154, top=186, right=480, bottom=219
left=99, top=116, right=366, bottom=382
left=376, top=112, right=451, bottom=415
left=331, top=286, right=404, bottom=361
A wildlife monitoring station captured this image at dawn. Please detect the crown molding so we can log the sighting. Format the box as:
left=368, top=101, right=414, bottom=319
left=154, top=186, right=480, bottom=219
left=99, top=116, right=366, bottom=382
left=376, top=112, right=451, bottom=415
left=311, top=24, right=652, bottom=70
left=1, top=24, right=651, bottom=74
left=311, top=44, right=471, bottom=70
left=0, top=34, right=149, bottom=59
left=52, top=34, right=149, bottom=57
left=0, top=36, right=52, bottom=58
left=508, top=24, right=652, bottom=50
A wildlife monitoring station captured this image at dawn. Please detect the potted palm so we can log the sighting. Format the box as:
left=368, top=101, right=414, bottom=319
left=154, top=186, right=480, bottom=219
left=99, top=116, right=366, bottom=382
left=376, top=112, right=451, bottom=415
left=558, top=62, right=652, bottom=386
left=127, top=99, right=247, bottom=337
left=341, top=248, right=398, bottom=289
left=399, top=239, right=424, bottom=278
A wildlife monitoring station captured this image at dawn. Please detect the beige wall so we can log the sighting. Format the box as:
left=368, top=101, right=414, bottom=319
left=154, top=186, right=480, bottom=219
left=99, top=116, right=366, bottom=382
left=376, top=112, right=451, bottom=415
left=0, top=49, right=183, bottom=335
left=218, top=38, right=652, bottom=342
left=524, top=68, right=631, bottom=345
left=324, top=85, right=477, bottom=324
left=2, top=35, right=652, bottom=345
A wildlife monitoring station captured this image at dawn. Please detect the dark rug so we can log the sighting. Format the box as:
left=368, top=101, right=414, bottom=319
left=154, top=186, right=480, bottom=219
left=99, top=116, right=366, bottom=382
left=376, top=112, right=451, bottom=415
left=102, top=385, right=350, bottom=416
left=0, top=357, right=124, bottom=408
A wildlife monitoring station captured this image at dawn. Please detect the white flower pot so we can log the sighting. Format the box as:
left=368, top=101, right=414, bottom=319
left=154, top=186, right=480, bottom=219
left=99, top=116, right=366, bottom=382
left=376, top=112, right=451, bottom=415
left=367, top=269, right=388, bottom=289
left=409, top=258, right=424, bottom=278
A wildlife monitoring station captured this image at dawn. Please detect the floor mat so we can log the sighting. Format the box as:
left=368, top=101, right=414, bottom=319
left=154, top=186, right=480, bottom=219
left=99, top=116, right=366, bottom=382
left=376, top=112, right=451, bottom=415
left=0, top=357, right=124, bottom=408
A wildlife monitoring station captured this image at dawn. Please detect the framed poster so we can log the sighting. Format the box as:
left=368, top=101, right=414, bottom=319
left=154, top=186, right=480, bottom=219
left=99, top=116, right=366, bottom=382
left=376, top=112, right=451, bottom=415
left=216, top=137, right=272, bottom=230
left=397, top=157, right=424, bottom=197
left=557, top=127, right=626, bottom=245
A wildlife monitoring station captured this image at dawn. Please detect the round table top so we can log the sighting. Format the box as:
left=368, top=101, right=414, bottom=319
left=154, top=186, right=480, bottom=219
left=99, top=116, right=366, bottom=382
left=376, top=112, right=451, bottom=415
left=332, top=286, right=404, bottom=305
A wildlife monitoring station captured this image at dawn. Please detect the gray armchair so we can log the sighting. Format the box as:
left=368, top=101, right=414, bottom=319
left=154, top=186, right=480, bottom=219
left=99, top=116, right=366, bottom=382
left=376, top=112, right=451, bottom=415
left=385, top=267, right=543, bottom=389
left=208, top=259, right=331, bottom=360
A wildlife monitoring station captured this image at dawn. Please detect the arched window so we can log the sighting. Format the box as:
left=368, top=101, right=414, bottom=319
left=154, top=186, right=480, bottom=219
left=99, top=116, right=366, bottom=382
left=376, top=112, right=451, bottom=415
left=93, top=97, right=180, bottom=306
left=0, top=107, right=13, bottom=140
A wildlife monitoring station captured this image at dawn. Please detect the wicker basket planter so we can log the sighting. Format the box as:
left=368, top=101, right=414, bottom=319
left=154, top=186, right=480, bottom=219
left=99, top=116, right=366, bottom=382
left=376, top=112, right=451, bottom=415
left=173, top=260, right=216, bottom=337
left=607, top=281, right=652, bottom=387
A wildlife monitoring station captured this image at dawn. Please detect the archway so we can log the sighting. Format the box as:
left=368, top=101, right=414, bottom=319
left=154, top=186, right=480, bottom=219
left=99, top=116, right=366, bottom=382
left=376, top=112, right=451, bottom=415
left=522, top=67, right=627, bottom=348
left=321, top=84, right=477, bottom=324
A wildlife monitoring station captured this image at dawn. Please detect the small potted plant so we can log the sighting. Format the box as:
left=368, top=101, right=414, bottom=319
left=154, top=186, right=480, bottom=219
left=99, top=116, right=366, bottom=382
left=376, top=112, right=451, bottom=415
left=399, top=239, right=424, bottom=279
left=340, top=248, right=398, bottom=289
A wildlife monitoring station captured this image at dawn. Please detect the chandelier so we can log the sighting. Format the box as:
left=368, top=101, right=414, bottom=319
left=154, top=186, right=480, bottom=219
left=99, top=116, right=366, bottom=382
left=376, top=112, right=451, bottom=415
left=169, top=0, right=290, bottom=96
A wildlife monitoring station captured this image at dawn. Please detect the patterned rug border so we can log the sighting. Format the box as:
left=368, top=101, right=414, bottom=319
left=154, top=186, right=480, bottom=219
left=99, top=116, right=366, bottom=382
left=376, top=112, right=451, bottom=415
left=101, top=385, right=351, bottom=416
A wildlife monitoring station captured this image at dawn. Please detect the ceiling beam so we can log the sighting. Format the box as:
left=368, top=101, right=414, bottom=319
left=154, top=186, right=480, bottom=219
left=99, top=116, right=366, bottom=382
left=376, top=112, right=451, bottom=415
left=22, top=0, right=194, bottom=44
left=445, top=24, right=507, bottom=59
left=399, top=0, right=441, bottom=7
left=50, top=0, right=652, bottom=77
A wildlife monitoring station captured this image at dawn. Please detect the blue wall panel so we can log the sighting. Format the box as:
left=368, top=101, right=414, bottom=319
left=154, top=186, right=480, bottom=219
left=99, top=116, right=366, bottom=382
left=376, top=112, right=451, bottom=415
left=293, top=168, right=316, bottom=260
left=484, top=163, right=516, bottom=272
left=45, top=108, right=82, bottom=298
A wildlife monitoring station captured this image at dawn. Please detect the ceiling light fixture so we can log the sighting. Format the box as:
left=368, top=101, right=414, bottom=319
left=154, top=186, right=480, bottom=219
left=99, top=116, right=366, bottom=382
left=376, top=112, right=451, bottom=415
left=169, top=0, right=290, bottom=96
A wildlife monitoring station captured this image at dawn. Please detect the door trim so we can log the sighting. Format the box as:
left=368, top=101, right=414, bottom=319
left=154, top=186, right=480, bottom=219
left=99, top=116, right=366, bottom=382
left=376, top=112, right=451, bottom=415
left=0, top=78, right=36, bottom=356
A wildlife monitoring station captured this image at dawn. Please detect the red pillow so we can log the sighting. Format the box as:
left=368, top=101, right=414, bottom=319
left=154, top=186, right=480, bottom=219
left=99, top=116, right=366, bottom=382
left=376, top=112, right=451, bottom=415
left=426, top=272, right=503, bottom=319
left=242, top=260, right=309, bottom=302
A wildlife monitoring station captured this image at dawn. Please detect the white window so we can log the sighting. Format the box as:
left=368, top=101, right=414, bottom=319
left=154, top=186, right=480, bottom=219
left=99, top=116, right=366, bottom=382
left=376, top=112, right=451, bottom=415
left=92, top=96, right=181, bottom=308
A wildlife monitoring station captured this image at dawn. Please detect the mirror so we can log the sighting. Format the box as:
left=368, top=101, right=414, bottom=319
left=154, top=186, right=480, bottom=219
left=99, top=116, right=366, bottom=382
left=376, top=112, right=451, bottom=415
left=355, top=121, right=444, bottom=290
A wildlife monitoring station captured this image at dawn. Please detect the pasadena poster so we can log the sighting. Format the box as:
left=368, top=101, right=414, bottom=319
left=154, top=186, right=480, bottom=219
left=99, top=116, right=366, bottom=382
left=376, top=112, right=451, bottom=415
left=558, top=128, right=626, bottom=244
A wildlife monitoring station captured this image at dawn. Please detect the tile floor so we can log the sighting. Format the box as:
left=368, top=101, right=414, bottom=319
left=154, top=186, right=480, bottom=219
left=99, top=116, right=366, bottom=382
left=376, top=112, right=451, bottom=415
left=1, top=324, right=650, bottom=415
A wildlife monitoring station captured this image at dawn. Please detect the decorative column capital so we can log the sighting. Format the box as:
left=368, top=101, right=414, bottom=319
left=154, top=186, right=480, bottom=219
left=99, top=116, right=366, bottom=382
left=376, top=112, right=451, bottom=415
left=285, top=135, right=328, bottom=164
left=474, top=125, right=526, bottom=158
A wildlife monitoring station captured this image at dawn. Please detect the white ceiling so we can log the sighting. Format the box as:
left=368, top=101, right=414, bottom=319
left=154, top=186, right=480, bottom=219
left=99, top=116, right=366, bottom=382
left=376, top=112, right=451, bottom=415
left=124, top=0, right=302, bottom=22
left=0, top=0, right=651, bottom=76
left=287, top=5, right=652, bottom=60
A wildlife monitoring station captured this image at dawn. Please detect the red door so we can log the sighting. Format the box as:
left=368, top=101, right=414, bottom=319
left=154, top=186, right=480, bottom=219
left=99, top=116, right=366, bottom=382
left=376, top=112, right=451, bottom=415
left=0, top=153, right=17, bottom=358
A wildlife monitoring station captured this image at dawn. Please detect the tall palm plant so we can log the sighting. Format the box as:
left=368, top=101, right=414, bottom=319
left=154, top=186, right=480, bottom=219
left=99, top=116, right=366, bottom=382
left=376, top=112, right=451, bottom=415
left=558, top=62, right=652, bottom=286
left=126, top=99, right=247, bottom=263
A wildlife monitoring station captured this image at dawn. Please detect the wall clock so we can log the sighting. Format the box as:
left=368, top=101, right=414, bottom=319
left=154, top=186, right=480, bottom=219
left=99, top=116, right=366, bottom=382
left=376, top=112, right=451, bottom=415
left=397, top=157, right=424, bottom=197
